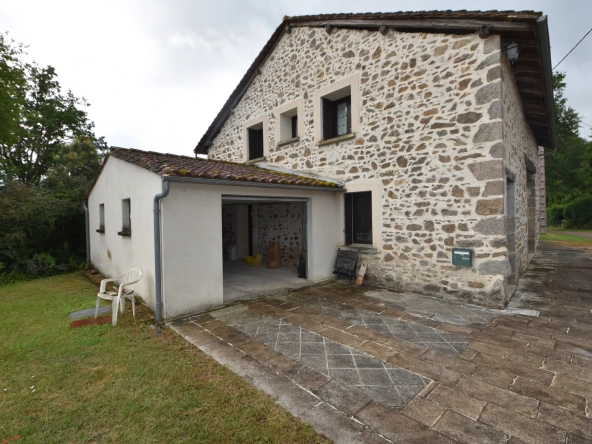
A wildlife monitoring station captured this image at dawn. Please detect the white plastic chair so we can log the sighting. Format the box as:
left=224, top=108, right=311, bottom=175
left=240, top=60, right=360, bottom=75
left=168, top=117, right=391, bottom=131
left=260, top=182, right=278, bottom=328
left=95, top=268, right=143, bottom=326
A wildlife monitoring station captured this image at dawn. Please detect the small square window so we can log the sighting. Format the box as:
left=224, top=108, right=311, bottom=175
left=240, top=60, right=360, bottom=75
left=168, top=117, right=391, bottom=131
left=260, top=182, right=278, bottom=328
left=119, top=199, right=131, bottom=236
left=322, top=86, right=351, bottom=140
left=97, top=204, right=105, bottom=233
left=247, top=123, right=264, bottom=160
left=344, top=191, right=372, bottom=245
left=279, top=107, right=298, bottom=142
left=274, top=98, right=303, bottom=147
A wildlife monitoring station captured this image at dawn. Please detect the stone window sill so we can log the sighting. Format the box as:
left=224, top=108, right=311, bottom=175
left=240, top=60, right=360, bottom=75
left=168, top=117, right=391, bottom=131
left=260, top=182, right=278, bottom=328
left=341, top=244, right=378, bottom=254
left=246, top=156, right=266, bottom=165
left=277, top=137, right=300, bottom=147
left=118, top=230, right=131, bottom=237
left=96, top=228, right=105, bottom=234
left=317, top=133, right=355, bottom=147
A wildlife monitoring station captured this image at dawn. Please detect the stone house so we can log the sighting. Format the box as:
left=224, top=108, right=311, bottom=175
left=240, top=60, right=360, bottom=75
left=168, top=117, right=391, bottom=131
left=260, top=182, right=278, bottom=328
left=88, top=11, right=555, bottom=320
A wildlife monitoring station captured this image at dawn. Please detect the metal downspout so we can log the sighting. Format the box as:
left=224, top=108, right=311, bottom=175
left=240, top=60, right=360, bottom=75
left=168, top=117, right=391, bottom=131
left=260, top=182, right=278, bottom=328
left=83, top=201, right=91, bottom=268
left=153, top=179, right=171, bottom=322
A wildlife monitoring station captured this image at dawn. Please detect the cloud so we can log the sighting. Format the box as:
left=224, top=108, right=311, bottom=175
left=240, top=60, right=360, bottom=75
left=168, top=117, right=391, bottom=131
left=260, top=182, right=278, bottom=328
left=1, top=0, right=590, bottom=156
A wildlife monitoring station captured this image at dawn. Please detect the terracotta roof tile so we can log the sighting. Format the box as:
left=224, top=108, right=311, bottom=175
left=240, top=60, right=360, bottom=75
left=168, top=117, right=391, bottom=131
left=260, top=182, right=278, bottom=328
left=109, top=147, right=342, bottom=188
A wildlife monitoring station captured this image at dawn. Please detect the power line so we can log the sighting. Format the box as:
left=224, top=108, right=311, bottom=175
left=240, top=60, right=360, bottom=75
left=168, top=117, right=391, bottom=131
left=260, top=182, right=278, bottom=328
left=553, top=26, right=592, bottom=70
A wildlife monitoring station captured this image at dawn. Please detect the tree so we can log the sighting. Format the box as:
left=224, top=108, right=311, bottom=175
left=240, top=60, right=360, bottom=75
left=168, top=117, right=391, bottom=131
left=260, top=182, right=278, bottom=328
left=545, top=73, right=592, bottom=205
left=0, top=33, right=26, bottom=151
left=0, top=33, right=102, bottom=185
left=0, top=137, right=104, bottom=276
left=0, top=33, right=107, bottom=278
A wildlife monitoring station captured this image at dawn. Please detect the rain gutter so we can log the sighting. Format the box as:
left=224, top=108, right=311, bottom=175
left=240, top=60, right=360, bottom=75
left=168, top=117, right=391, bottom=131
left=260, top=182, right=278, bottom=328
left=83, top=201, right=90, bottom=267
left=153, top=179, right=171, bottom=322
left=164, top=175, right=346, bottom=192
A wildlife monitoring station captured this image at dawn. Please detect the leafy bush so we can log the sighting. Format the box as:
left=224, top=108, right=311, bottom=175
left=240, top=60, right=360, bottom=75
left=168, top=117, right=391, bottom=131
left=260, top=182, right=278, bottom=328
left=25, top=253, right=56, bottom=276
left=547, top=204, right=566, bottom=227
left=1, top=34, right=107, bottom=283
left=563, top=195, right=592, bottom=229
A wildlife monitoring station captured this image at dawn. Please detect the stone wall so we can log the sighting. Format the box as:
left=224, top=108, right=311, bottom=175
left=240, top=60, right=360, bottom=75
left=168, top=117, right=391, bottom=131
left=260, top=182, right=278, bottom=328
left=222, top=205, right=236, bottom=259
left=500, top=57, right=540, bottom=278
left=253, top=203, right=306, bottom=267
left=207, top=26, right=539, bottom=308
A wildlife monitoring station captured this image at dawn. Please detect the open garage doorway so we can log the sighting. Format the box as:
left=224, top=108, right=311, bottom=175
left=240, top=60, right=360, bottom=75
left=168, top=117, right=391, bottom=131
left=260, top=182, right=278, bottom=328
left=221, top=195, right=309, bottom=304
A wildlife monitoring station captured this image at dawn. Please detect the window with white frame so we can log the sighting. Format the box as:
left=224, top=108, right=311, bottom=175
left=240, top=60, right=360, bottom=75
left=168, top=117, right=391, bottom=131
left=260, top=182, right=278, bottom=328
left=280, top=108, right=298, bottom=142
left=243, top=114, right=267, bottom=162
left=344, top=191, right=372, bottom=245
left=274, top=97, right=303, bottom=147
left=322, top=87, right=351, bottom=140
left=313, top=73, right=359, bottom=144
left=247, top=123, right=264, bottom=160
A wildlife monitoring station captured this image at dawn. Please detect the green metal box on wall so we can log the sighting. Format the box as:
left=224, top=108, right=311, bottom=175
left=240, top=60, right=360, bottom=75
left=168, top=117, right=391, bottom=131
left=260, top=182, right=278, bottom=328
left=452, top=248, right=473, bottom=267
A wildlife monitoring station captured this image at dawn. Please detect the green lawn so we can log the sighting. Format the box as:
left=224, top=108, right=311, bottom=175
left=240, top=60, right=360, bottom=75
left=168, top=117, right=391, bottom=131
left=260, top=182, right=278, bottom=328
left=541, top=230, right=592, bottom=244
left=0, top=274, right=328, bottom=443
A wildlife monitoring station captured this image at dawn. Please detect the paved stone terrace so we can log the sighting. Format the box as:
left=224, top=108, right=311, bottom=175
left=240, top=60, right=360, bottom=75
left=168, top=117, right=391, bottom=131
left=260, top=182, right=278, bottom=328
left=170, top=243, right=592, bottom=443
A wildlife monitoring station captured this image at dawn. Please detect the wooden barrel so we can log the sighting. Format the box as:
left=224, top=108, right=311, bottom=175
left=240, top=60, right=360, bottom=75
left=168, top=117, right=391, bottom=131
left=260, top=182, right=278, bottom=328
left=267, top=241, right=281, bottom=269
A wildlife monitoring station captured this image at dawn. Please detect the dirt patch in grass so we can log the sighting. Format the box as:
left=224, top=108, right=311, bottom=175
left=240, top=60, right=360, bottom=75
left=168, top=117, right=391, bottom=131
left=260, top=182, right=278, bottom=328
left=0, top=273, right=329, bottom=443
left=69, top=315, right=113, bottom=329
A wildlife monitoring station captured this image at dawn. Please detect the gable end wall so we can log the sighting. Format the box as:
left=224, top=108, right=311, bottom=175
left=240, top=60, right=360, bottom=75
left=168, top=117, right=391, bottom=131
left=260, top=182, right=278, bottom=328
left=88, top=156, right=162, bottom=310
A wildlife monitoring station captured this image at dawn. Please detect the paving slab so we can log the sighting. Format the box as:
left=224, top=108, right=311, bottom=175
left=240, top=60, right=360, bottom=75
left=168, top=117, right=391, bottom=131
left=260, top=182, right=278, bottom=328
left=214, top=306, right=431, bottom=408
left=169, top=242, right=592, bottom=443
left=433, top=410, right=508, bottom=444
left=274, top=291, right=472, bottom=355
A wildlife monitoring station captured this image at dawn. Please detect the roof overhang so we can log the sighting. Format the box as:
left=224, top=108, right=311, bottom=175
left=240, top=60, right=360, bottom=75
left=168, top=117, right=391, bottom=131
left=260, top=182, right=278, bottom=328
left=194, top=10, right=556, bottom=154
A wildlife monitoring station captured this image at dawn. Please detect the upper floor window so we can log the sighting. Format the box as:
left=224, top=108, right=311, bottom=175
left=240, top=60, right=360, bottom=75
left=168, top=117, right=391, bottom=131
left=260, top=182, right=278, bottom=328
left=313, top=74, right=359, bottom=144
left=275, top=97, right=303, bottom=147
left=247, top=123, right=264, bottom=160
left=322, top=92, right=351, bottom=140
left=243, top=114, right=267, bottom=162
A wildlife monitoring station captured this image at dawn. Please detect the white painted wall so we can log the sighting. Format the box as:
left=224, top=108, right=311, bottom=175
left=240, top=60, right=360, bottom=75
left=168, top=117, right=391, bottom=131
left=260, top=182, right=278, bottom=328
left=88, top=156, right=163, bottom=310
left=161, top=182, right=342, bottom=319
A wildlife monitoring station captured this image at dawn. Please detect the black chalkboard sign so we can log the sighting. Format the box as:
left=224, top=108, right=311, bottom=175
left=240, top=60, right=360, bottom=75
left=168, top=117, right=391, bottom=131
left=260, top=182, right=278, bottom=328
left=333, top=248, right=359, bottom=281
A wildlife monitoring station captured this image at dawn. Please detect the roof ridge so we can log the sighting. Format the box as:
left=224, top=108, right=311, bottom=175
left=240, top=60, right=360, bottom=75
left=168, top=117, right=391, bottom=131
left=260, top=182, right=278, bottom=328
left=110, top=146, right=267, bottom=169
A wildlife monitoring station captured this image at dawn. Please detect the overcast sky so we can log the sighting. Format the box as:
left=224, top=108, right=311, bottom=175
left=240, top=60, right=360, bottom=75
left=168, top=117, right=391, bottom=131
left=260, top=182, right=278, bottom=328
left=2, top=0, right=591, bottom=155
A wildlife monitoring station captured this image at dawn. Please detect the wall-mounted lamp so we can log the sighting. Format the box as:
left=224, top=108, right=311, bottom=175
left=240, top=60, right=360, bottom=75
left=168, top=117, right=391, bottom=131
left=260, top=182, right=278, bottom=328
left=504, top=41, right=520, bottom=65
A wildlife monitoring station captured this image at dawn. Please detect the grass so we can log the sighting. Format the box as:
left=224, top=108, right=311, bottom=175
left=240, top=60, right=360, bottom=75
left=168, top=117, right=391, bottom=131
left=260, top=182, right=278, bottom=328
left=0, top=273, right=328, bottom=443
left=541, top=230, right=592, bottom=244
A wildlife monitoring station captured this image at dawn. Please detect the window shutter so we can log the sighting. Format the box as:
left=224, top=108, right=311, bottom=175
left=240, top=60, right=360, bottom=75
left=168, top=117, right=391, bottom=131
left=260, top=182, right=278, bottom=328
left=248, top=128, right=258, bottom=160
left=345, top=96, right=352, bottom=134
left=322, top=98, right=335, bottom=140
left=291, top=115, right=298, bottom=138
left=344, top=193, right=353, bottom=245
left=256, top=128, right=264, bottom=158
